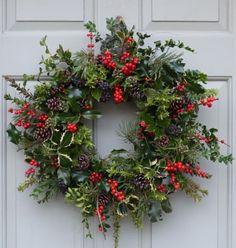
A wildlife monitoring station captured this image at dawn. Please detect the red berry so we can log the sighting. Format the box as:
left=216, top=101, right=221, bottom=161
left=8, top=108, right=14, bottom=113
left=67, top=123, right=77, bottom=133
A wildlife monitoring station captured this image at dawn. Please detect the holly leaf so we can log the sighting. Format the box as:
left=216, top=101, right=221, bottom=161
left=60, top=131, right=74, bottom=147
left=7, top=123, right=21, bottom=145
left=117, top=202, right=128, bottom=217
left=148, top=201, right=162, bottom=223
left=58, top=153, right=72, bottom=167
left=68, top=98, right=81, bottom=113
left=161, top=199, right=172, bottom=213
left=91, top=89, right=102, bottom=101
left=82, top=110, right=102, bottom=120
left=71, top=171, right=89, bottom=183
left=51, top=130, right=62, bottom=145
left=68, top=89, right=82, bottom=98
left=57, top=168, right=70, bottom=184
left=110, top=149, right=128, bottom=156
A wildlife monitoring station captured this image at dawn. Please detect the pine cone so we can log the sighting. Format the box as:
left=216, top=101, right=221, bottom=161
left=58, top=179, right=68, bottom=194
left=46, top=97, right=62, bottom=111
left=97, top=81, right=111, bottom=102
left=170, top=98, right=184, bottom=111
left=77, top=154, right=90, bottom=171
left=98, top=192, right=110, bottom=205
left=51, top=156, right=59, bottom=168
left=33, top=128, right=51, bottom=141
left=128, top=83, right=145, bottom=100
left=166, top=124, right=181, bottom=136
left=133, top=174, right=150, bottom=190
left=51, top=85, right=65, bottom=96
left=158, top=135, right=169, bottom=147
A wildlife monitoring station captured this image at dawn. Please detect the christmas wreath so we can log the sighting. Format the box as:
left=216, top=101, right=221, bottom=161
left=5, top=17, right=232, bottom=248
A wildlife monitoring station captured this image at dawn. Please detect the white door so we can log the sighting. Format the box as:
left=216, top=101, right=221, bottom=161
left=0, top=1, right=236, bottom=248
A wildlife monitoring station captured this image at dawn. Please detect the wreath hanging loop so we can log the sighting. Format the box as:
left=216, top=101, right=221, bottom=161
left=5, top=16, right=232, bottom=248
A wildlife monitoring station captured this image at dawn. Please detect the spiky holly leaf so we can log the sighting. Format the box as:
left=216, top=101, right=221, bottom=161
left=58, top=153, right=72, bottom=167
left=60, top=131, right=74, bottom=147
left=148, top=201, right=162, bottom=223
left=7, top=123, right=21, bottom=145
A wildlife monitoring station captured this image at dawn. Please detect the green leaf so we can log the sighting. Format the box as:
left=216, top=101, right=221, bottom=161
left=97, top=181, right=110, bottom=192
left=68, top=89, right=82, bottom=98
left=117, top=202, right=128, bottom=217
left=7, top=123, right=21, bottom=145
left=68, top=98, right=81, bottom=113
left=161, top=199, right=172, bottom=213
left=71, top=171, right=89, bottom=183
left=110, top=149, right=128, bottom=156
left=58, top=153, right=72, bottom=167
left=148, top=201, right=162, bottom=223
left=82, top=110, right=102, bottom=120
left=51, top=130, right=62, bottom=145
left=57, top=168, right=70, bottom=184
left=60, top=131, right=74, bottom=147
left=91, top=89, right=102, bottom=101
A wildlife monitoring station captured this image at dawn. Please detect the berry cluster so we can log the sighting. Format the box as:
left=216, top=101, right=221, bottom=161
left=29, top=159, right=39, bottom=167
left=120, top=51, right=130, bottom=60
left=136, top=121, right=153, bottom=140
left=113, top=84, right=124, bottom=104
left=176, top=81, right=187, bottom=92
left=186, top=104, right=195, bottom=112
left=121, top=57, right=139, bottom=76
left=95, top=205, right=107, bottom=222
left=87, top=32, right=95, bottom=49
left=200, top=96, right=218, bottom=108
left=101, top=50, right=116, bottom=70
left=126, top=36, right=134, bottom=44
left=166, top=161, right=208, bottom=178
left=36, top=113, right=48, bottom=128
left=27, top=110, right=36, bottom=117
left=15, top=119, right=30, bottom=129
left=157, top=184, right=166, bottom=193
left=25, top=167, right=35, bottom=176
left=89, top=172, right=102, bottom=183
left=108, top=179, right=125, bottom=201
left=67, top=123, right=77, bottom=133
left=82, top=104, right=93, bottom=110
left=195, top=133, right=211, bottom=143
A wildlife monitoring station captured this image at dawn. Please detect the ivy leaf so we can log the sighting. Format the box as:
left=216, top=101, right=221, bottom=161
left=91, top=88, right=102, bottom=101
left=60, top=131, right=74, bottom=147
left=7, top=123, right=21, bottom=145
left=58, top=153, right=72, bottom=167
left=148, top=201, right=162, bottom=223
left=161, top=199, right=172, bottom=213
left=57, top=168, right=70, bottom=184
left=82, top=110, right=102, bottom=120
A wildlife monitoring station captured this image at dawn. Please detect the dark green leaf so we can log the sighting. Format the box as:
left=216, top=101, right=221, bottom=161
left=82, top=110, right=102, bottom=120
left=60, top=131, right=74, bottom=147
left=91, top=89, right=102, bottom=101
left=148, top=201, right=162, bottom=223
left=7, top=123, right=21, bottom=145
left=161, top=199, right=172, bottom=213
left=58, top=153, right=72, bottom=167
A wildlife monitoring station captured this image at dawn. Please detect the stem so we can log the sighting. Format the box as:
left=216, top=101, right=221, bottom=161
left=96, top=197, right=106, bottom=239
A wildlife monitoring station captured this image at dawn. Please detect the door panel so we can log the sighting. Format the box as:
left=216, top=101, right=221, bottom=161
left=0, top=0, right=235, bottom=248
